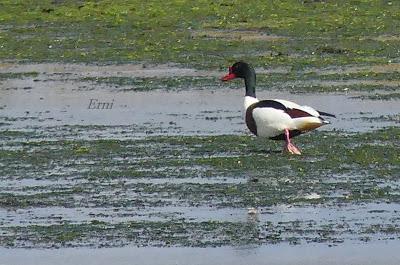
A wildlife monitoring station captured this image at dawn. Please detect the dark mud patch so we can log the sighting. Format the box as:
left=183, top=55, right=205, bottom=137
left=191, top=30, right=288, bottom=42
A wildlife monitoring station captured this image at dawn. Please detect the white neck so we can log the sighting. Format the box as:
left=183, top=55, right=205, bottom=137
left=244, top=96, right=259, bottom=110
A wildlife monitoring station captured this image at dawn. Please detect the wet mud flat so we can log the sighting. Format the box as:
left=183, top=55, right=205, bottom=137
left=0, top=63, right=400, bottom=264
left=1, top=126, right=400, bottom=248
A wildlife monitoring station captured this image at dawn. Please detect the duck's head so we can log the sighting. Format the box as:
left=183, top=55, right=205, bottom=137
left=221, top=61, right=253, bottom=81
left=221, top=61, right=256, bottom=98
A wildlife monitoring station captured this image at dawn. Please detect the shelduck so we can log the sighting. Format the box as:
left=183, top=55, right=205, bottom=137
left=221, top=61, right=335, bottom=155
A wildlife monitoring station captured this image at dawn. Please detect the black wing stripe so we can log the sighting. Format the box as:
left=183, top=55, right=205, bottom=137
left=317, top=111, right=336, bottom=118
left=252, top=100, right=287, bottom=111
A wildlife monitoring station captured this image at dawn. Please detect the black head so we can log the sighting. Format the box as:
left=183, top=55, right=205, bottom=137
left=221, top=61, right=257, bottom=97
left=221, top=61, right=253, bottom=81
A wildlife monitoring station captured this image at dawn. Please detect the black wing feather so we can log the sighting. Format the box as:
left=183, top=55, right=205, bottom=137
left=317, top=111, right=336, bottom=118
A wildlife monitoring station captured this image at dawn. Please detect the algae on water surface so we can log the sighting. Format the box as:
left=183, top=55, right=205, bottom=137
left=0, top=127, right=399, bottom=247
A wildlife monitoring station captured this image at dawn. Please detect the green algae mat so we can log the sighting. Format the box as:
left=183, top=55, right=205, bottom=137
left=0, top=127, right=399, bottom=247
left=1, top=0, right=400, bottom=68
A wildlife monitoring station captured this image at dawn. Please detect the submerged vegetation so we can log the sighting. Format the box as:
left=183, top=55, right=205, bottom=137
left=0, top=127, right=399, bottom=247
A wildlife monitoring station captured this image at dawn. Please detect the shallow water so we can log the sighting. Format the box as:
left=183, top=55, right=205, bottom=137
left=1, top=241, right=400, bottom=265
left=1, top=63, right=399, bottom=139
left=0, top=202, right=398, bottom=228
left=1, top=63, right=399, bottom=260
left=1, top=84, right=399, bottom=138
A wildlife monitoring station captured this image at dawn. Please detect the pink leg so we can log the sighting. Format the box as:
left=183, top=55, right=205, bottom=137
left=284, top=129, right=301, bottom=155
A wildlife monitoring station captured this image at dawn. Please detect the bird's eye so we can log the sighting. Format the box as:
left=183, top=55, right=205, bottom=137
left=229, top=66, right=233, bottom=73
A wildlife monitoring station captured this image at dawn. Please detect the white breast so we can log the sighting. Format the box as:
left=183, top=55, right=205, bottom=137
left=244, top=96, right=259, bottom=110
